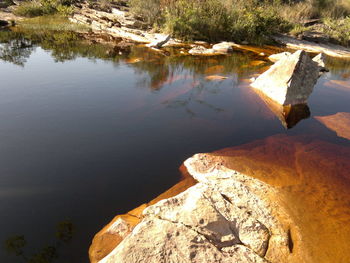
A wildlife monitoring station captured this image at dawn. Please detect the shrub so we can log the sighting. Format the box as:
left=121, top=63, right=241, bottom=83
left=129, top=0, right=162, bottom=25
left=14, top=0, right=75, bottom=17
left=14, top=1, right=45, bottom=17
left=323, top=16, right=350, bottom=46
left=164, top=0, right=230, bottom=41
left=162, top=0, right=290, bottom=43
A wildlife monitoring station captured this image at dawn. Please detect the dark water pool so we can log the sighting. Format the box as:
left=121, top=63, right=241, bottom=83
left=0, top=28, right=350, bottom=262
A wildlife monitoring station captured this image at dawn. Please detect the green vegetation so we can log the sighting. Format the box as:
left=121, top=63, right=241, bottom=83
left=130, top=0, right=350, bottom=45
left=14, top=0, right=75, bottom=17
left=323, top=16, right=350, bottom=46
left=17, top=15, right=88, bottom=31
left=7, top=0, right=350, bottom=45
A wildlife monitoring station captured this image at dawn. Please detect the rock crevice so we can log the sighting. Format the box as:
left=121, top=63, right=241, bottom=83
left=96, top=153, right=295, bottom=263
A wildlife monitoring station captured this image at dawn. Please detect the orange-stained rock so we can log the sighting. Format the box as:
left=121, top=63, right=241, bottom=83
left=90, top=135, right=350, bottom=263
left=315, top=112, right=350, bottom=140
left=205, top=75, right=228, bottom=81
left=204, top=134, right=350, bottom=263
left=250, top=60, right=267, bottom=66
left=125, top=57, right=142, bottom=64
left=89, top=175, right=197, bottom=263
left=231, top=44, right=285, bottom=56
left=204, top=65, right=225, bottom=74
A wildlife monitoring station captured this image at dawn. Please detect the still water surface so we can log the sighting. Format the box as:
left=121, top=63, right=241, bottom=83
left=0, top=28, right=350, bottom=262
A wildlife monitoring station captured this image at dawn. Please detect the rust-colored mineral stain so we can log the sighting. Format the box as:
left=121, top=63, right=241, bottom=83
left=205, top=75, right=228, bottom=81
left=125, top=57, right=142, bottom=64
left=89, top=168, right=197, bottom=263
left=232, top=44, right=285, bottom=56
left=209, top=134, right=350, bottom=263
left=204, top=65, right=225, bottom=74
left=250, top=60, right=267, bottom=66
left=315, top=112, right=350, bottom=140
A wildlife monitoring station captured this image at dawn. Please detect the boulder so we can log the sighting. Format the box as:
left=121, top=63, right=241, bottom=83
left=251, top=50, right=321, bottom=105
left=268, top=52, right=291, bottom=62
left=146, top=34, right=171, bottom=49
left=189, top=45, right=216, bottom=56
left=212, top=42, right=234, bottom=53
left=312, top=52, right=328, bottom=72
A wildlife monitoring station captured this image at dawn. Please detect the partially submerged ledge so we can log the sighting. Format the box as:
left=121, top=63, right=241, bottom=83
left=89, top=135, right=350, bottom=263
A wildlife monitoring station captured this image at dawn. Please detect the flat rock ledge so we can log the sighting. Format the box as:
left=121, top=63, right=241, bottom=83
left=272, top=34, right=350, bottom=58
left=69, top=4, right=177, bottom=46
left=94, top=154, right=297, bottom=263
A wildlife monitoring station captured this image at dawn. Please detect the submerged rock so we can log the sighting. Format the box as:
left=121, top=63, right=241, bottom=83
left=315, top=112, right=350, bottom=140
left=251, top=50, right=322, bottom=105
left=205, top=75, right=228, bottom=81
left=92, top=134, right=350, bottom=263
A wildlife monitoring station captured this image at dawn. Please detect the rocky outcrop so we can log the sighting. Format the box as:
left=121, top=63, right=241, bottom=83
left=0, top=10, right=22, bottom=25
left=91, top=134, right=350, bottom=263
left=89, top=176, right=197, bottom=263
left=315, top=112, right=350, bottom=140
left=188, top=45, right=217, bottom=55
left=69, top=4, right=172, bottom=44
left=96, top=157, right=295, bottom=263
left=272, top=34, right=350, bottom=58
left=251, top=50, right=323, bottom=105
left=146, top=34, right=171, bottom=49
left=212, top=42, right=234, bottom=53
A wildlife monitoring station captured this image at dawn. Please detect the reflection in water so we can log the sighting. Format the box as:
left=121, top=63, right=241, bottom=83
left=1, top=25, right=350, bottom=263
left=0, top=30, right=34, bottom=66
left=209, top=134, right=350, bottom=263
left=252, top=87, right=311, bottom=129
left=5, top=220, right=73, bottom=262
left=315, top=112, right=350, bottom=140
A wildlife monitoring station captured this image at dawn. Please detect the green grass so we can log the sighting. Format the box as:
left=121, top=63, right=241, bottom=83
left=14, top=0, right=75, bottom=18
left=323, top=16, right=350, bottom=46
left=17, top=15, right=89, bottom=31
left=128, top=0, right=350, bottom=45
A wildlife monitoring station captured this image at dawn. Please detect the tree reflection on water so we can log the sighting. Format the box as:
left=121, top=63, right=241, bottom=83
left=4, top=220, right=73, bottom=263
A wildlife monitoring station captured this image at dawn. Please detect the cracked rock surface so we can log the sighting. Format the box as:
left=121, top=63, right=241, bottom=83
left=98, top=154, right=293, bottom=263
